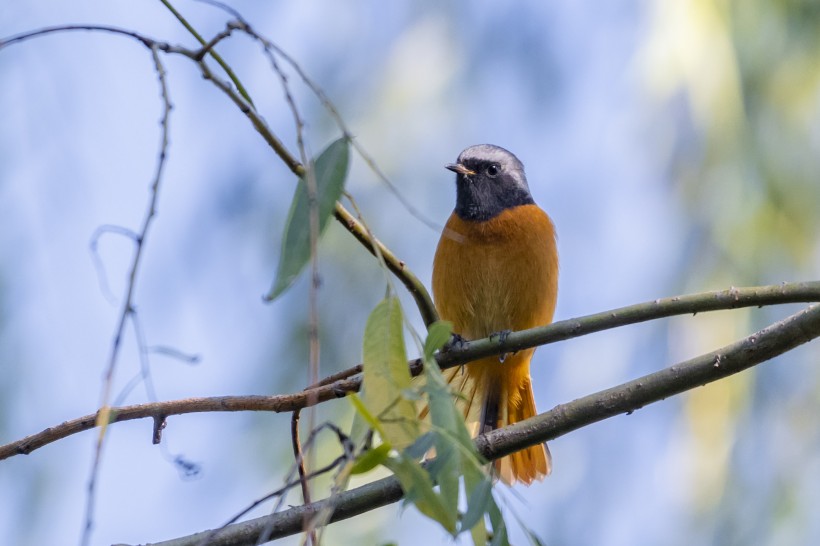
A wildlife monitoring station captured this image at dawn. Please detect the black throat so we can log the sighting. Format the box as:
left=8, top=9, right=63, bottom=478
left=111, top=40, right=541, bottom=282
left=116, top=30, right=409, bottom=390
left=454, top=174, right=535, bottom=222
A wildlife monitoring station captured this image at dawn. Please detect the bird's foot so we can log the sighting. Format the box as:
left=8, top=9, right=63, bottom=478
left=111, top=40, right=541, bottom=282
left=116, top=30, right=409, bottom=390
left=442, top=332, right=468, bottom=353
left=490, top=330, right=513, bottom=363
left=490, top=329, right=512, bottom=344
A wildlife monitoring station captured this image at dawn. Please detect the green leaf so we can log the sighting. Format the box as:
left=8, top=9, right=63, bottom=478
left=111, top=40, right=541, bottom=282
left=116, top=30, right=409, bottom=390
left=487, top=495, right=509, bottom=546
left=430, top=443, right=460, bottom=522
left=361, top=297, right=420, bottom=450
left=350, top=443, right=391, bottom=475
left=419, top=352, right=503, bottom=546
left=403, top=432, right=437, bottom=460
left=462, top=464, right=490, bottom=546
left=423, top=320, right=453, bottom=361
left=348, top=392, right=386, bottom=438
left=383, top=455, right=457, bottom=534
left=461, top=477, right=492, bottom=532
left=265, top=137, right=350, bottom=300
left=423, top=357, right=481, bottom=461
left=470, top=521, right=488, bottom=546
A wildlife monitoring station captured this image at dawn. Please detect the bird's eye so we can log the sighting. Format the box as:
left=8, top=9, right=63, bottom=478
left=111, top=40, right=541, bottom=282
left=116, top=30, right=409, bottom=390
left=486, top=164, right=500, bottom=177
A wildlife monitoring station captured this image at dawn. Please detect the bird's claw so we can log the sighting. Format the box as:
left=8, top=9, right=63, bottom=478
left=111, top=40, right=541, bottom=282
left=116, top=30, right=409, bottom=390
left=490, top=330, right=513, bottom=363
left=490, top=329, right=512, bottom=344
left=442, top=332, right=468, bottom=353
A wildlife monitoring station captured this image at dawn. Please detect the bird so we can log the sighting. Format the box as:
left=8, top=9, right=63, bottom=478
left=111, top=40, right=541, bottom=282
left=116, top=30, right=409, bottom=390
left=431, top=144, right=558, bottom=485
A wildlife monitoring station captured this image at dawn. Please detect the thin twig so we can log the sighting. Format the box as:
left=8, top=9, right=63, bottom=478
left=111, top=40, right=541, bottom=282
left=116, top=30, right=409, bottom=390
left=158, top=0, right=254, bottom=105
left=262, top=40, right=322, bottom=546
left=89, top=224, right=141, bottom=305
left=189, top=422, right=354, bottom=546
left=0, top=24, right=158, bottom=49
left=306, top=364, right=363, bottom=389
left=333, top=202, right=438, bottom=326
left=194, top=454, right=348, bottom=546
left=181, top=16, right=441, bottom=328
left=80, top=44, right=173, bottom=546
left=257, top=27, right=443, bottom=233
left=290, top=410, right=316, bottom=546
left=1, top=21, right=440, bottom=329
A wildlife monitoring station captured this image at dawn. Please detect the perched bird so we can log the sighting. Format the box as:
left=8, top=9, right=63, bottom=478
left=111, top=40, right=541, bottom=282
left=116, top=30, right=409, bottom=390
left=432, top=144, right=558, bottom=485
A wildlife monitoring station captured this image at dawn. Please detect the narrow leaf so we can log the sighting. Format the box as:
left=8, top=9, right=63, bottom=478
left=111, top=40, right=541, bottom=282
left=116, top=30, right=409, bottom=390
left=403, top=432, right=437, bottom=460
left=265, top=137, right=350, bottom=300
left=461, top=477, right=492, bottom=531
left=350, top=443, right=391, bottom=475
left=361, top=297, right=420, bottom=449
left=487, top=495, right=509, bottom=546
left=464, top=465, right=489, bottom=546
left=423, top=320, right=453, bottom=361
left=383, top=455, right=457, bottom=534
left=348, top=392, right=386, bottom=439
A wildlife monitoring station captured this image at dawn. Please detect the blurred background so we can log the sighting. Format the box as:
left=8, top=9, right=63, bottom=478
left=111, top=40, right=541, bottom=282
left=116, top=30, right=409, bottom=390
left=1, top=1, right=819, bottom=545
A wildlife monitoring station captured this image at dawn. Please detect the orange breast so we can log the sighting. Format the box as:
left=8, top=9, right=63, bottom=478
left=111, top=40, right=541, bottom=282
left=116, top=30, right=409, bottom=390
left=432, top=204, right=558, bottom=341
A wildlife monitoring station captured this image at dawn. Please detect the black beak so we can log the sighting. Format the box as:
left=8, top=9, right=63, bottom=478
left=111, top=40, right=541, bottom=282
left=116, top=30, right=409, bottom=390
left=445, top=163, right=476, bottom=176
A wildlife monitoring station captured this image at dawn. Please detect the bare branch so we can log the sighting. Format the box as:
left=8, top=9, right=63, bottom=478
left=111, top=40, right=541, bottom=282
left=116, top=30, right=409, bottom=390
left=81, top=42, right=174, bottom=546
left=3, top=282, right=818, bottom=461
left=158, top=0, right=254, bottom=104
left=130, top=302, right=820, bottom=546
left=290, top=409, right=316, bottom=545
left=0, top=24, right=159, bottom=49
left=436, top=281, right=820, bottom=368
left=0, top=387, right=357, bottom=461
left=2, top=20, right=441, bottom=329
left=333, top=203, right=439, bottom=326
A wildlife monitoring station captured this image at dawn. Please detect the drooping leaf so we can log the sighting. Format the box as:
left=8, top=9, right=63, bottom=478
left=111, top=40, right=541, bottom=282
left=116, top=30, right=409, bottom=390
left=383, top=455, right=457, bottom=535
left=361, top=297, right=419, bottom=449
left=265, top=137, right=350, bottom=300
left=423, top=354, right=482, bottom=464
left=487, top=493, right=509, bottom=546
left=423, top=320, right=453, bottom=361
left=463, top=468, right=490, bottom=546
left=461, top=477, right=492, bottom=532
left=420, top=348, right=502, bottom=546
left=403, top=432, right=437, bottom=460
left=470, top=519, right=488, bottom=546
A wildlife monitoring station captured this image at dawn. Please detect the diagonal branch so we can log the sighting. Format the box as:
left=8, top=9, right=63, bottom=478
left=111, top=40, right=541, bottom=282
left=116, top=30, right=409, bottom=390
left=132, top=302, right=820, bottom=546
left=436, top=281, right=820, bottom=367
left=1, top=21, right=440, bottom=329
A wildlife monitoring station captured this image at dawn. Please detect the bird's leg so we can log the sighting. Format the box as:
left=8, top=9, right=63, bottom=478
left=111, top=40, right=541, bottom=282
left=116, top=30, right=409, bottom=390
left=490, top=329, right=513, bottom=363
left=442, top=332, right=468, bottom=353
left=441, top=333, right=469, bottom=374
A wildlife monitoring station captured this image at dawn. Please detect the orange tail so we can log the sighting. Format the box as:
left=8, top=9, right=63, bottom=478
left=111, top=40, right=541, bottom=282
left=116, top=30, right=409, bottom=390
left=446, top=351, right=551, bottom=485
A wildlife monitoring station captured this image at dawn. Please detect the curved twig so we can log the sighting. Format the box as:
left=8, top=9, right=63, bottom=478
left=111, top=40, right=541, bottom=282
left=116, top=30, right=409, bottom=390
left=1, top=20, right=441, bottom=332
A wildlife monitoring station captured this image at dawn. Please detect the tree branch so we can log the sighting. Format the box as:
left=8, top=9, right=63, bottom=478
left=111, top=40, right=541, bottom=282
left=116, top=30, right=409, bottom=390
left=1, top=21, right=441, bottom=331
left=0, top=388, right=357, bottom=461
left=333, top=204, right=438, bottom=326
left=436, top=281, right=820, bottom=368
left=3, top=282, right=817, bottom=461
left=130, top=302, right=820, bottom=546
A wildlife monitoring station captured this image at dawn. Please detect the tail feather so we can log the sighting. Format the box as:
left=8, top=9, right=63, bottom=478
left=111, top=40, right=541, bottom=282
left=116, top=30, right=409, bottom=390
left=479, top=384, right=500, bottom=435
left=423, top=357, right=551, bottom=485
left=490, top=368, right=551, bottom=485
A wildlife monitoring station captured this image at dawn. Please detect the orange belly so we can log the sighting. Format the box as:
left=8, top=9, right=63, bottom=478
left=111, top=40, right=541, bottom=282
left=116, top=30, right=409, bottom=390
left=433, top=204, right=558, bottom=341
